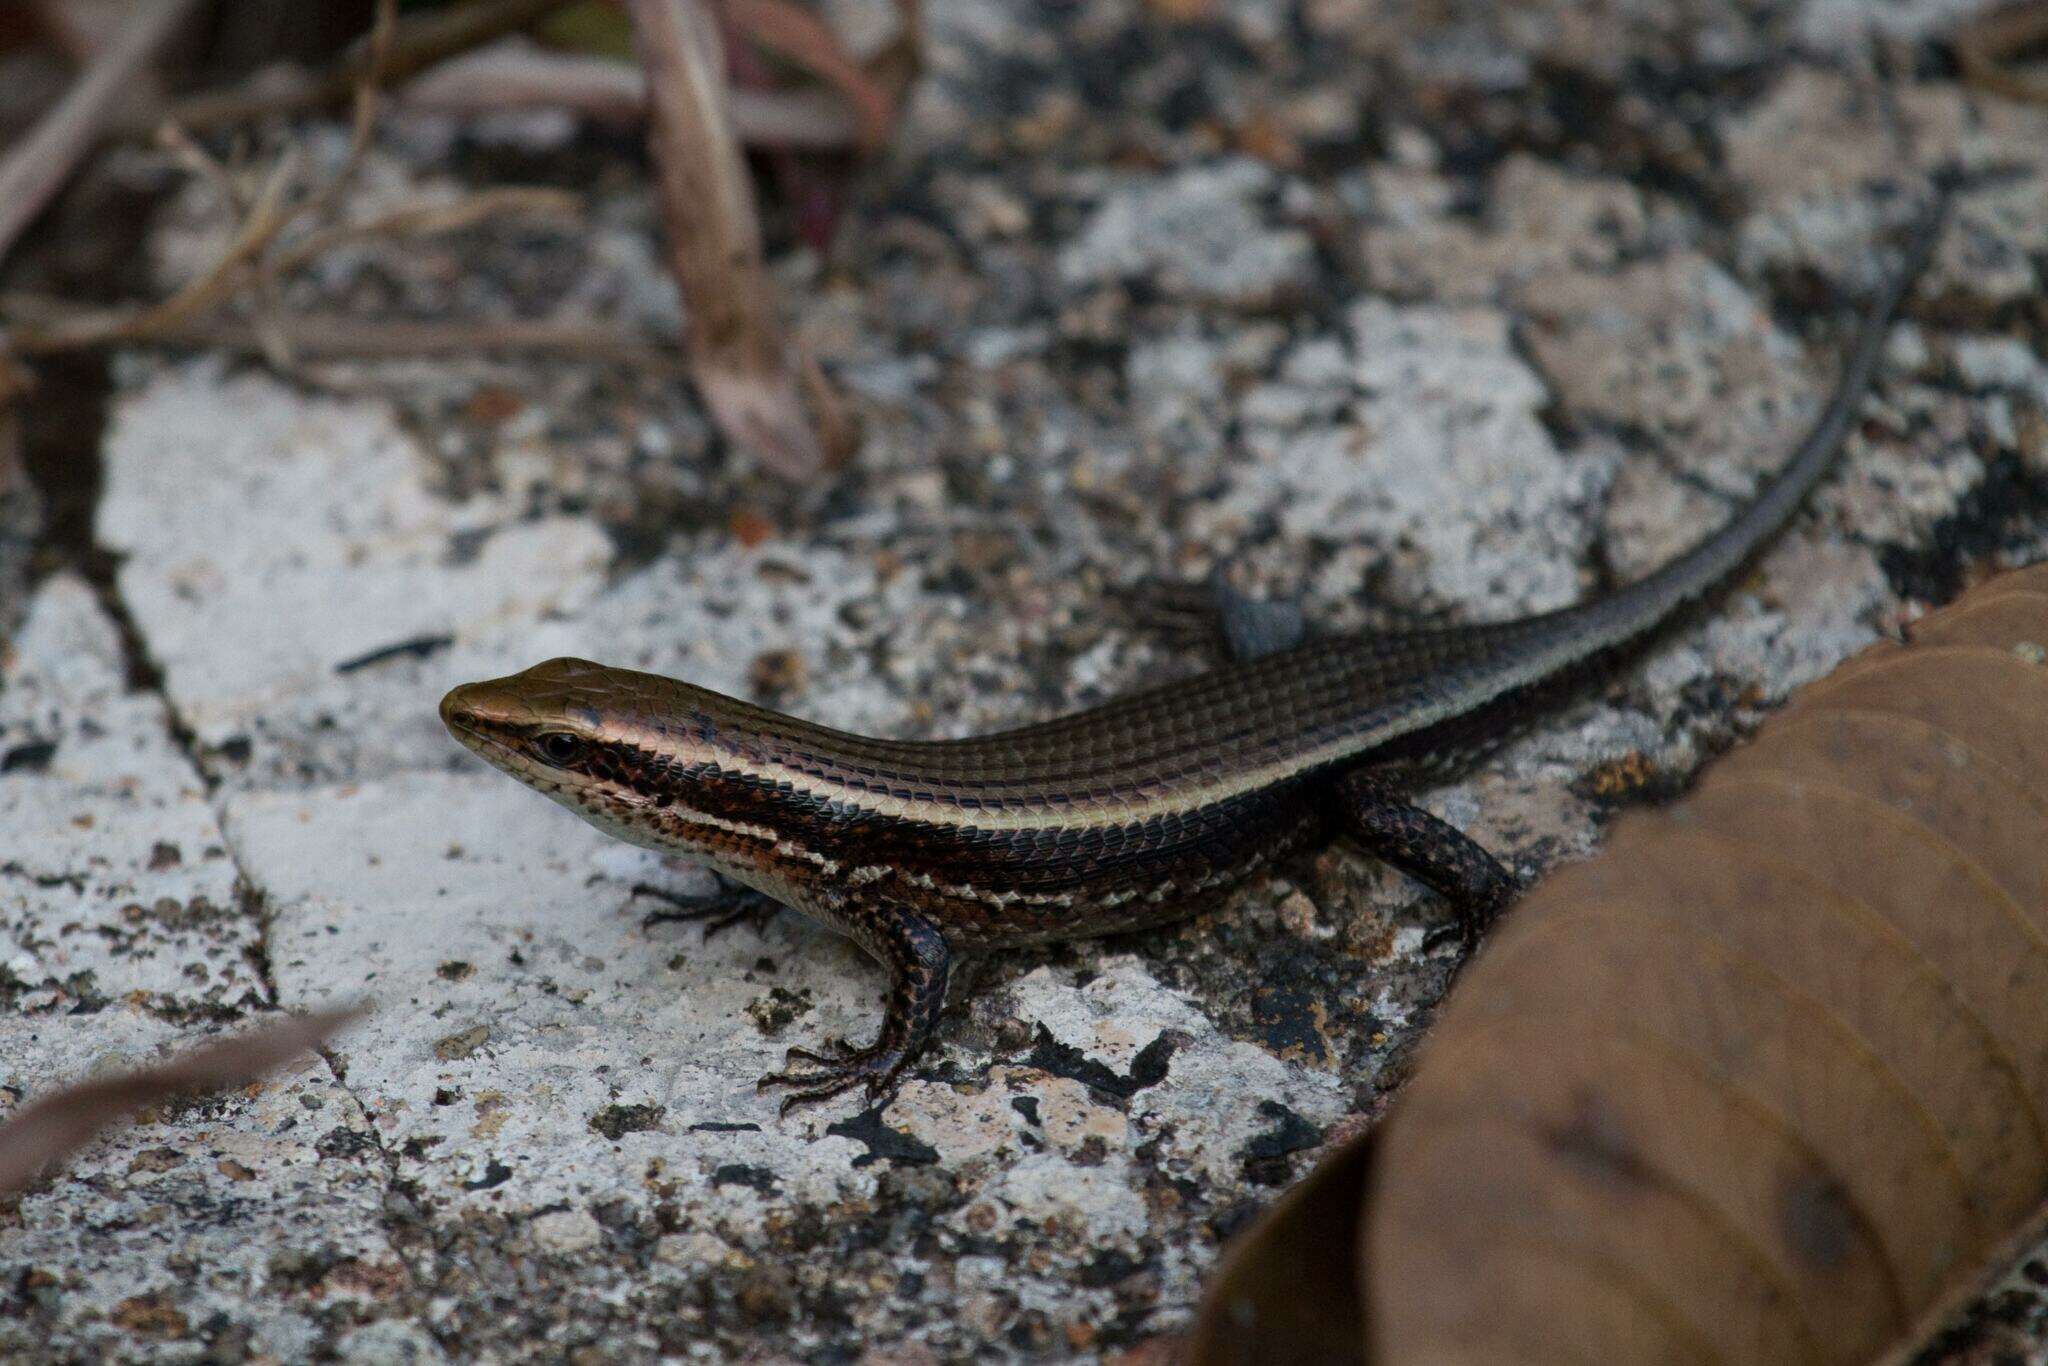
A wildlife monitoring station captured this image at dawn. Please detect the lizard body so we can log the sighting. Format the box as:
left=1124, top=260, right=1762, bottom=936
left=441, top=188, right=1948, bottom=1110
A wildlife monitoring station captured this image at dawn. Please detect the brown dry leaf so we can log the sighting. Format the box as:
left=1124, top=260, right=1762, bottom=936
left=1190, top=561, right=2048, bottom=1364
left=0, top=1007, right=365, bottom=1193
left=1185, top=1128, right=1374, bottom=1364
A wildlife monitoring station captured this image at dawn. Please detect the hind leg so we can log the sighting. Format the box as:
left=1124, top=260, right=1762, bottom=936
left=1329, top=769, right=1520, bottom=954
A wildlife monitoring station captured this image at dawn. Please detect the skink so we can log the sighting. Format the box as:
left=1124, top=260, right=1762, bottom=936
left=441, top=186, right=1949, bottom=1111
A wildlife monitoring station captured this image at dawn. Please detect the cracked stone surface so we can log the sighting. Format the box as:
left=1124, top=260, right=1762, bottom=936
left=0, top=1011, right=411, bottom=1364
left=0, top=576, right=259, bottom=1018
left=7, top=0, right=2048, bottom=1359
left=0, top=578, right=415, bottom=1360
left=1057, top=159, right=1316, bottom=306
left=94, top=363, right=614, bottom=790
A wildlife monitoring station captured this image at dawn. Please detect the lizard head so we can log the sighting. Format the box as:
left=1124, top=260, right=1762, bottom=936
left=439, top=657, right=737, bottom=843
left=441, top=658, right=876, bottom=904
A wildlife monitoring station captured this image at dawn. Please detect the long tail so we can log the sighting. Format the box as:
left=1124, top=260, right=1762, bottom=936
left=1345, top=178, right=1955, bottom=763
left=1544, top=177, right=1953, bottom=655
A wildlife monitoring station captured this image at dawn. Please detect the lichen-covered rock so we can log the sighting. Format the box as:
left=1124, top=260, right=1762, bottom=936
left=9, top=0, right=2048, bottom=1358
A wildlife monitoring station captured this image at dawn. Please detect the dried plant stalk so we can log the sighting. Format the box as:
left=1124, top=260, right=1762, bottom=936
left=628, top=0, right=828, bottom=481
left=399, top=43, right=861, bottom=147
left=0, top=0, right=203, bottom=267
left=1, top=2, right=609, bottom=384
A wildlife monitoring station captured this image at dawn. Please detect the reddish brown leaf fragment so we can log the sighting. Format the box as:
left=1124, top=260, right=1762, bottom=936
left=1186, top=1130, right=1373, bottom=1366
left=0, top=1007, right=365, bottom=1193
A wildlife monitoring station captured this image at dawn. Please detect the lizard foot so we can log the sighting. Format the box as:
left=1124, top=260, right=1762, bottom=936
left=756, top=1038, right=911, bottom=1116
left=1419, top=877, right=1518, bottom=959
left=1125, top=575, right=1307, bottom=664
left=635, top=883, right=779, bottom=939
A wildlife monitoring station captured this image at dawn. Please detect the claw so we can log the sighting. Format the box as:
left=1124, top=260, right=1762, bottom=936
left=757, top=1038, right=911, bottom=1115
left=635, top=883, right=778, bottom=939
left=776, top=1076, right=861, bottom=1118
left=1421, top=886, right=1511, bottom=960
left=1421, top=917, right=1480, bottom=960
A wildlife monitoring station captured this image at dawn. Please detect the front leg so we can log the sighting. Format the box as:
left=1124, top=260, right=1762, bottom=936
left=757, top=901, right=950, bottom=1116
left=634, top=876, right=780, bottom=939
left=1331, top=768, right=1520, bottom=954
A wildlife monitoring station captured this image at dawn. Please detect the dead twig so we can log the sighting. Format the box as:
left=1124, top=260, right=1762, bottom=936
left=161, top=0, right=582, bottom=136
left=2, top=0, right=574, bottom=376
left=1, top=0, right=400, bottom=358
left=263, top=186, right=580, bottom=278
left=4, top=178, right=585, bottom=358
left=302, top=0, right=401, bottom=229
left=0, top=1007, right=367, bottom=1195
left=11, top=314, right=681, bottom=370
left=17, top=148, right=302, bottom=353
left=398, top=42, right=863, bottom=148
left=0, top=0, right=204, bottom=269
left=628, top=0, right=832, bottom=481
left=4, top=1, right=589, bottom=385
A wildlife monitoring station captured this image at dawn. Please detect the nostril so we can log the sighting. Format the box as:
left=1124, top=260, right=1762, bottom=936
left=438, top=686, right=475, bottom=730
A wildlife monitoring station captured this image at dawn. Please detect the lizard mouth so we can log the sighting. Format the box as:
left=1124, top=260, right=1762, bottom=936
left=438, top=686, right=528, bottom=773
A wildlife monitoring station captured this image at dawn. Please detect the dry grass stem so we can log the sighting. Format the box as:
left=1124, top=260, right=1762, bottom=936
left=399, top=43, right=862, bottom=147
left=4, top=0, right=395, bottom=354
left=263, top=186, right=581, bottom=277
left=4, top=0, right=593, bottom=378
left=0, top=0, right=205, bottom=267
left=629, top=0, right=828, bottom=481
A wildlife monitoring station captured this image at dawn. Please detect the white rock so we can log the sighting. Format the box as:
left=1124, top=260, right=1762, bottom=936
left=0, top=576, right=255, bottom=1011
left=1058, top=160, right=1314, bottom=306
left=1, top=1011, right=402, bottom=1361
left=97, top=363, right=612, bottom=765
left=338, top=1318, right=450, bottom=1365
left=1954, top=336, right=2048, bottom=399
left=223, top=772, right=877, bottom=1215
left=1209, top=300, right=1598, bottom=614
left=529, top=1208, right=604, bottom=1254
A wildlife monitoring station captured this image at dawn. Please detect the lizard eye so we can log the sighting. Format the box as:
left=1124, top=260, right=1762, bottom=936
left=536, top=732, right=584, bottom=765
